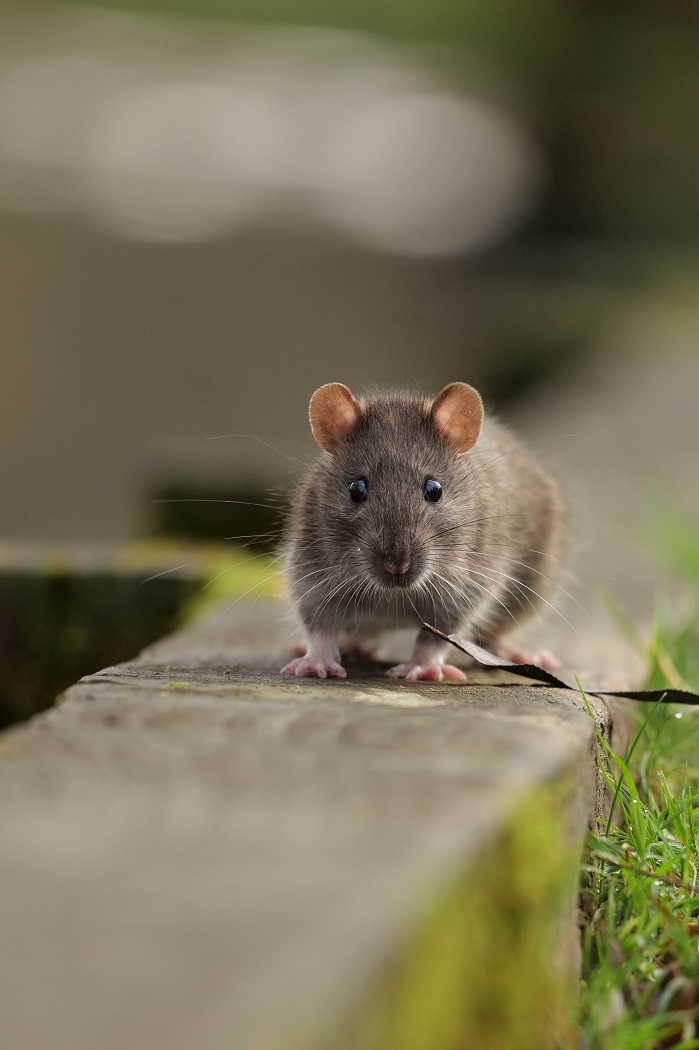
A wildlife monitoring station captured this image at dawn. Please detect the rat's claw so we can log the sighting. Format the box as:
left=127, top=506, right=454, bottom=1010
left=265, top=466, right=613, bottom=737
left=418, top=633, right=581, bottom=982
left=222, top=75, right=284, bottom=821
left=386, top=662, right=467, bottom=682
left=406, top=664, right=440, bottom=681
left=281, top=657, right=346, bottom=679
left=386, top=662, right=415, bottom=679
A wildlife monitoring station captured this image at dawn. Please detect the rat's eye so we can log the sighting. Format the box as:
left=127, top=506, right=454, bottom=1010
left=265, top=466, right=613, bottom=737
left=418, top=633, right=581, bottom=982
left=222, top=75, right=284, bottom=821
left=423, top=478, right=442, bottom=503
left=349, top=478, right=368, bottom=503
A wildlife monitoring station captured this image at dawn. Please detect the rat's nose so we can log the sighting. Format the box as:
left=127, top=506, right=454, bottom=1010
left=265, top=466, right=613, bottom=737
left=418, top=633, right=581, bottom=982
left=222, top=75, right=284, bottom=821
left=384, top=558, right=411, bottom=575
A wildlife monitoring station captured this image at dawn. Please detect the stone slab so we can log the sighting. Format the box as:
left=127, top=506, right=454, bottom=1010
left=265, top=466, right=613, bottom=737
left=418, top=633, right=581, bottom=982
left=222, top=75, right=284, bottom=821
left=0, top=598, right=627, bottom=1050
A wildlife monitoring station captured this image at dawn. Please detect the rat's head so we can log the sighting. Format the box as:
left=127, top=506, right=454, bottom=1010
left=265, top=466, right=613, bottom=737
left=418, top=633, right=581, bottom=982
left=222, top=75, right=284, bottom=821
left=308, top=382, right=484, bottom=592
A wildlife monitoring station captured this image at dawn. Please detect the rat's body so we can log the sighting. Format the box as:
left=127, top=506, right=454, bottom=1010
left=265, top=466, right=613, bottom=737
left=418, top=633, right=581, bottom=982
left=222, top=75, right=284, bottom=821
left=282, top=382, right=565, bottom=680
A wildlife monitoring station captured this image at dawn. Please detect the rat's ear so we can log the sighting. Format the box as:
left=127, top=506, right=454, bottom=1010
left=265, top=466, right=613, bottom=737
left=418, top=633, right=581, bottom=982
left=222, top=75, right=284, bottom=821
left=431, top=382, right=483, bottom=453
left=309, top=383, right=361, bottom=452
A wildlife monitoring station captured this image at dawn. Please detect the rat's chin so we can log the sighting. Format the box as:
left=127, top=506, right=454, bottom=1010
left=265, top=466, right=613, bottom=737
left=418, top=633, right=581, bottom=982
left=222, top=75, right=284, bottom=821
left=379, top=567, right=422, bottom=590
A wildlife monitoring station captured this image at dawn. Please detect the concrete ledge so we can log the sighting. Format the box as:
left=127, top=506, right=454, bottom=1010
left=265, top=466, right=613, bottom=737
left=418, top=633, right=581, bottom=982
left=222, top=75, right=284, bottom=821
left=0, top=601, right=623, bottom=1050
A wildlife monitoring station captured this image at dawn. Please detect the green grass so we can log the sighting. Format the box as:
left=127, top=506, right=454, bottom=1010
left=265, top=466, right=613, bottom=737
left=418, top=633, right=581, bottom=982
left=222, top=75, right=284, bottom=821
left=576, top=506, right=699, bottom=1049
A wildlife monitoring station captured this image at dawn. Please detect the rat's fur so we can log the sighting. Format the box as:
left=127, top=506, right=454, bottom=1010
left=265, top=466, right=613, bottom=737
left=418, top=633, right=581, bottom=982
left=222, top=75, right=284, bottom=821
left=283, top=386, right=565, bottom=679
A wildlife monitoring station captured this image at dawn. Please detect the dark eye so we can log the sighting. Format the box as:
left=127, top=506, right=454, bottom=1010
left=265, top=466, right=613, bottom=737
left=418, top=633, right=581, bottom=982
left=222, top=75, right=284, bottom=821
left=423, top=478, right=442, bottom=503
left=349, top=478, right=368, bottom=503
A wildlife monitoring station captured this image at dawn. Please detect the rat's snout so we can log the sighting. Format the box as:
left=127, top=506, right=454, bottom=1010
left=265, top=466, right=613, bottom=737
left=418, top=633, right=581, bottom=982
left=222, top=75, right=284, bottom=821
left=374, top=526, right=420, bottom=585
left=384, top=557, right=411, bottom=575
left=381, top=542, right=412, bottom=579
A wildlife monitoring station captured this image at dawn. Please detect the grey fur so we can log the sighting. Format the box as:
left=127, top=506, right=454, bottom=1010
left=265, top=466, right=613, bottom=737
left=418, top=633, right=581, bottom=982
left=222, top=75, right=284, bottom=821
left=284, top=387, right=565, bottom=661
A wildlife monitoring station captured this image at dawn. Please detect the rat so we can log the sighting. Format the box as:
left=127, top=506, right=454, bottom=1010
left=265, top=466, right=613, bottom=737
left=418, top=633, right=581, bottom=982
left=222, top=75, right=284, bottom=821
left=281, top=381, right=565, bottom=681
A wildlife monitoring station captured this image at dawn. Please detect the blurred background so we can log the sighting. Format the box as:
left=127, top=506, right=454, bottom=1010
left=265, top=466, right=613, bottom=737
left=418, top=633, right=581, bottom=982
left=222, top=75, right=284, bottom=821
left=1, top=0, right=699, bottom=719
left=1, top=0, right=698, bottom=539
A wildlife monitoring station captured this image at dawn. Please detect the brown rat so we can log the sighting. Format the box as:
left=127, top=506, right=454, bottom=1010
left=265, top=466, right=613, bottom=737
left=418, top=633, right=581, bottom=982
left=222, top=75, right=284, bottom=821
left=281, top=381, right=565, bottom=681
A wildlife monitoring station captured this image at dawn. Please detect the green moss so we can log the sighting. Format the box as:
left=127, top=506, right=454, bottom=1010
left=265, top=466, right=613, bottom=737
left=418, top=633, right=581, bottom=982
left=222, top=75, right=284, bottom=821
left=323, top=781, right=580, bottom=1050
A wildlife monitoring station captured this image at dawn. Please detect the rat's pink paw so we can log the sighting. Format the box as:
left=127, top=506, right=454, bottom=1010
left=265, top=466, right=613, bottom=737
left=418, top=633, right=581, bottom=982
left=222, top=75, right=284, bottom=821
left=386, top=662, right=467, bottom=682
left=529, top=649, right=560, bottom=672
left=439, top=663, right=469, bottom=681
left=491, top=644, right=560, bottom=671
left=281, top=657, right=346, bottom=679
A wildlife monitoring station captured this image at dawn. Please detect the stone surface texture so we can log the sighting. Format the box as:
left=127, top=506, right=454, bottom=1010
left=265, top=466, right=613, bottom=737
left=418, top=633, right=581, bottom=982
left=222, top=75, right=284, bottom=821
left=0, top=599, right=625, bottom=1050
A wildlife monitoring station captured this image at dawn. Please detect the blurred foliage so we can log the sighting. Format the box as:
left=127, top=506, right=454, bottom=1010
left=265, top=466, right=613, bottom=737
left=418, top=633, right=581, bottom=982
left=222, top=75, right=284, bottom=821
left=32, top=0, right=570, bottom=61
left=647, top=503, right=699, bottom=588
left=602, top=499, right=699, bottom=695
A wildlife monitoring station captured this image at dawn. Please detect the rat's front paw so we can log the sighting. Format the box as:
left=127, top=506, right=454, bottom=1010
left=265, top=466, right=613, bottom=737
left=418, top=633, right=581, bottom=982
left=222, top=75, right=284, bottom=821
left=282, top=657, right=347, bottom=679
left=489, top=644, right=560, bottom=671
left=528, top=649, right=560, bottom=672
left=386, top=662, right=467, bottom=682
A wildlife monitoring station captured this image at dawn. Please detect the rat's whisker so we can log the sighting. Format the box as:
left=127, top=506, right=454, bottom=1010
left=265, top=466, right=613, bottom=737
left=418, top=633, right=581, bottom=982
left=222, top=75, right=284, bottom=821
left=205, top=432, right=303, bottom=466
left=434, top=571, right=501, bottom=626
left=425, top=510, right=537, bottom=543
left=460, top=432, right=578, bottom=488
left=140, top=562, right=193, bottom=585
left=324, top=575, right=365, bottom=632
left=450, top=547, right=585, bottom=613
left=471, top=564, right=581, bottom=639
left=348, top=577, right=375, bottom=635
left=153, top=497, right=276, bottom=510
left=337, top=576, right=365, bottom=634
left=312, top=572, right=363, bottom=628
left=470, top=566, right=541, bottom=622
left=224, top=530, right=282, bottom=543
left=287, top=566, right=345, bottom=615
left=212, top=567, right=289, bottom=623
left=362, top=577, right=379, bottom=622
left=484, top=539, right=616, bottom=579
left=423, top=575, right=448, bottom=625
left=431, top=539, right=588, bottom=618
left=460, top=445, right=523, bottom=487
left=201, top=549, right=278, bottom=592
